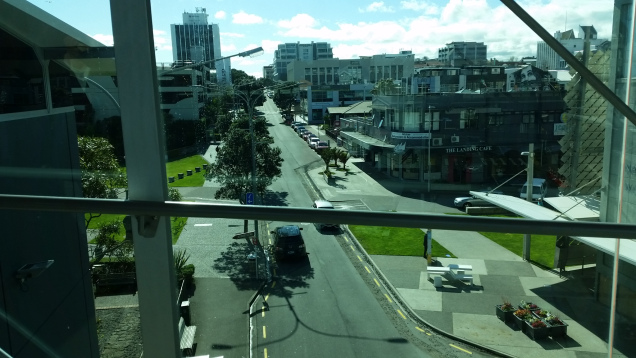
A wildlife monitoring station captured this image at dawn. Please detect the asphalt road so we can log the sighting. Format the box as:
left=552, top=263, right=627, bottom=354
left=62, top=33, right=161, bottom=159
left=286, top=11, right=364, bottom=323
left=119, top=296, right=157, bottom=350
left=251, top=99, right=436, bottom=357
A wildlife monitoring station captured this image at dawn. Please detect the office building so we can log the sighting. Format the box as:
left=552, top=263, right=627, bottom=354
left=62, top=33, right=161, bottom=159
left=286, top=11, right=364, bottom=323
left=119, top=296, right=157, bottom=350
left=536, top=26, right=608, bottom=70
left=171, top=8, right=221, bottom=65
left=273, top=42, right=334, bottom=81
left=437, top=41, right=487, bottom=66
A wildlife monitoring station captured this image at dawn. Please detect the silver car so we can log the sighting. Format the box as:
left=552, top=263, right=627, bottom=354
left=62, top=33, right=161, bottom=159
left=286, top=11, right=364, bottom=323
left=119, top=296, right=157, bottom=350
left=453, top=190, right=504, bottom=209
left=313, top=200, right=339, bottom=230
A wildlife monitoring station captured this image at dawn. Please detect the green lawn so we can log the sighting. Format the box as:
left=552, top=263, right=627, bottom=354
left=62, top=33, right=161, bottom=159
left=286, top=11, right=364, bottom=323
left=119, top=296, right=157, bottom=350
left=166, top=155, right=210, bottom=187
left=479, top=231, right=556, bottom=268
left=86, top=214, right=188, bottom=244
left=349, top=225, right=456, bottom=258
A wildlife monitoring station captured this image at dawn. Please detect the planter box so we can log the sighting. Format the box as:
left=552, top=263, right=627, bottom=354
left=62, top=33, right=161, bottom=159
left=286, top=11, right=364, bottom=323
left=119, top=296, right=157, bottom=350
left=525, top=321, right=549, bottom=340
left=519, top=304, right=540, bottom=312
left=547, top=321, right=568, bottom=338
left=513, top=315, right=529, bottom=332
left=178, top=173, right=184, bottom=179
left=195, top=167, right=201, bottom=173
left=186, top=170, right=192, bottom=176
left=495, top=305, right=514, bottom=323
left=532, top=311, right=549, bottom=320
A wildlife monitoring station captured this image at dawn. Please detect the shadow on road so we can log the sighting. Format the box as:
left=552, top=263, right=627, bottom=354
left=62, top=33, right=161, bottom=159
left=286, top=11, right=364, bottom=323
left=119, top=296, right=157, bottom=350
left=262, top=190, right=289, bottom=206
left=212, top=241, right=262, bottom=291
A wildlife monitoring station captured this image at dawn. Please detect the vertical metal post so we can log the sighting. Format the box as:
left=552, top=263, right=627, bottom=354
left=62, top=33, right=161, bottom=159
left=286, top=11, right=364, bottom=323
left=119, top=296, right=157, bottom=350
left=522, top=143, right=534, bottom=261
left=109, top=1, right=180, bottom=357
left=427, top=105, right=434, bottom=193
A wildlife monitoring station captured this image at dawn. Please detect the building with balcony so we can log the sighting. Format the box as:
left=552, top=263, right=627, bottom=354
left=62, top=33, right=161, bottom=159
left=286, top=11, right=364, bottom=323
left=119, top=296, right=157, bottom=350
left=437, top=41, right=488, bottom=66
left=272, top=42, right=334, bottom=81
left=287, top=52, right=414, bottom=122
left=338, top=91, right=566, bottom=187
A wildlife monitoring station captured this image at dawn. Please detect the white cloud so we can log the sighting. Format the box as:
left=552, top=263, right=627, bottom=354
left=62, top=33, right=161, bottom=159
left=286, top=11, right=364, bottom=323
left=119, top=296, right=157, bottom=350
left=221, top=32, right=245, bottom=38
left=261, top=39, right=282, bottom=54
left=278, top=14, right=319, bottom=29
left=92, top=34, right=113, bottom=46
left=153, top=29, right=171, bottom=51
left=221, top=43, right=237, bottom=54
left=359, top=2, right=394, bottom=13
left=215, top=11, right=226, bottom=19
left=272, top=0, right=611, bottom=62
left=232, top=11, right=264, bottom=25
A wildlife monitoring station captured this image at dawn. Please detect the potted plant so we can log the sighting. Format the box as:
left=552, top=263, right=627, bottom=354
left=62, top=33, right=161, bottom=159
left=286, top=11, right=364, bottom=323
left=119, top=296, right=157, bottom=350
left=519, top=300, right=540, bottom=311
left=495, top=299, right=515, bottom=323
left=513, top=309, right=531, bottom=332
left=532, top=309, right=550, bottom=319
left=525, top=318, right=549, bottom=340
left=545, top=315, right=568, bottom=338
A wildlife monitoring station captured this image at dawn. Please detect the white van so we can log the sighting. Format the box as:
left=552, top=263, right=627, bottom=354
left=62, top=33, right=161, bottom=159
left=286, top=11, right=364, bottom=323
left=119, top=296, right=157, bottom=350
left=520, top=178, right=547, bottom=201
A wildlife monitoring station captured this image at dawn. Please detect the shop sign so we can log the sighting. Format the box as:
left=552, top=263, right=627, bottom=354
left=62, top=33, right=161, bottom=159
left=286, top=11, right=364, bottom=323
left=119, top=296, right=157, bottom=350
left=391, top=132, right=430, bottom=139
left=445, top=146, right=492, bottom=153
left=554, top=123, right=567, bottom=136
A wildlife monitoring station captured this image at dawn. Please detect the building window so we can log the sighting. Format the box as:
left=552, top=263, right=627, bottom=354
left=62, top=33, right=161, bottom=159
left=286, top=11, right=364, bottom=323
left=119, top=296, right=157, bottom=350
left=492, top=68, right=500, bottom=74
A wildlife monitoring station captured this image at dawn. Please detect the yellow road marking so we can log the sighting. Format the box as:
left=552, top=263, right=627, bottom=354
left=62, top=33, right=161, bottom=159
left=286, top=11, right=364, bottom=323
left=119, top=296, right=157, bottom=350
left=415, top=326, right=430, bottom=335
left=265, top=293, right=270, bottom=301
left=385, top=294, right=392, bottom=303
left=350, top=245, right=355, bottom=251
left=271, top=281, right=276, bottom=288
left=374, top=279, right=380, bottom=287
left=364, top=266, right=371, bottom=273
left=262, top=309, right=265, bottom=318
left=397, top=309, right=406, bottom=319
left=357, top=255, right=362, bottom=262
left=264, top=348, right=268, bottom=358
left=450, top=344, right=472, bottom=354
left=263, top=326, right=266, bottom=338
left=344, top=237, right=349, bottom=242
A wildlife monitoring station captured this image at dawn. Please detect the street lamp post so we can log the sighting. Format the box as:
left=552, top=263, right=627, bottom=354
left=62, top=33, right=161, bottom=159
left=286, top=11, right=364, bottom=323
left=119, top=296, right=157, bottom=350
left=522, top=143, right=534, bottom=260
left=428, top=105, right=435, bottom=193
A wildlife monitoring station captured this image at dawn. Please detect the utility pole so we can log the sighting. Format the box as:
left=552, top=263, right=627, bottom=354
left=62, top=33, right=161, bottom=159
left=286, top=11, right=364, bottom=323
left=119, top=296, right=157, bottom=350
left=522, top=143, right=534, bottom=261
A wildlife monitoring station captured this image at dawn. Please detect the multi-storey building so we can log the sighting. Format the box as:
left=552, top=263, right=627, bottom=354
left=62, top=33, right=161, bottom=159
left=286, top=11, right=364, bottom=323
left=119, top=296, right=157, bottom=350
left=286, top=52, right=414, bottom=122
left=536, top=26, right=608, bottom=70
left=413, top=65, right=506, bottom=93
left=272, top=42, right=334, bottom=81
left=170, top=8, right=221, bottom=66
left=262, top=65, right=275, bottom=80
left=437, top=41, right=487, bottom=66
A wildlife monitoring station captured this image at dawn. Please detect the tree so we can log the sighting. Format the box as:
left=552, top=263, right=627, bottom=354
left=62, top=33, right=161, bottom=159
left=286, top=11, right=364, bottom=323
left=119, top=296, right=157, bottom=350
left=371, top=79, right=398, bottom=95
left=338, top=150, right=351, bottom=170
left=320, top=149, right=333, bottom=174
left=206, top=116, right=283, bottom=204
left=78, top=136, right=127, bottom=227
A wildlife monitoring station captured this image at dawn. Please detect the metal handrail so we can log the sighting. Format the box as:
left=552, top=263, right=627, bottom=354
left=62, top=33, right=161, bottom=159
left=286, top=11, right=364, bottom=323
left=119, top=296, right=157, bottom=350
left=1, top=193, right=635, bottom=239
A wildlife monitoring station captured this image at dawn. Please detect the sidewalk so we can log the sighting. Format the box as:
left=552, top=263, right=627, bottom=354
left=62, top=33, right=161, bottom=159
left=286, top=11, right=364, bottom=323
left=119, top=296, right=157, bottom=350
left=304, top=158, right=631, bottom=357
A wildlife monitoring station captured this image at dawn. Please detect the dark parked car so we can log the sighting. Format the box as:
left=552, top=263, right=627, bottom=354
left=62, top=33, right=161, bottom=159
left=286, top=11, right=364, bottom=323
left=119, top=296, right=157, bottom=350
left=271, top=225, right=307, bottom=260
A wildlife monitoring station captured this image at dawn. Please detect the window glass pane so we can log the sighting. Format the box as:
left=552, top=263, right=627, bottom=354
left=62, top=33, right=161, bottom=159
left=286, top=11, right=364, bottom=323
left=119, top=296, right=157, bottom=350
left=3, top=1, right=635, bottom=358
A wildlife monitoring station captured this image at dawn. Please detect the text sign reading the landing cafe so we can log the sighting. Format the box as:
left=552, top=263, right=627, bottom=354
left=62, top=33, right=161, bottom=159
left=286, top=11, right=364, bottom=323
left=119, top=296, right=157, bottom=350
left=445, top=146, right=493, bottom=153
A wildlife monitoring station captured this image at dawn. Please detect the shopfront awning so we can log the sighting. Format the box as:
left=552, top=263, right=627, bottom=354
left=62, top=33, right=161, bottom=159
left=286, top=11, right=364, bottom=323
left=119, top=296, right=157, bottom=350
left=471, top=192, right=636, bottom=266
left=340, top=131, right=395, bottom=150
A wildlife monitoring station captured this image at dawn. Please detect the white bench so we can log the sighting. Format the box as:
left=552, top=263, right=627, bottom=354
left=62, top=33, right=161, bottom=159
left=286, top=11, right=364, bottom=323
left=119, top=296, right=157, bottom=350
left=426, top=266, right=450, bottom=281
left=448, top=264, right=473, bottom=276
left=451, top=273, right=474, bottom=285
left=179, top=316, right=197, bottom=356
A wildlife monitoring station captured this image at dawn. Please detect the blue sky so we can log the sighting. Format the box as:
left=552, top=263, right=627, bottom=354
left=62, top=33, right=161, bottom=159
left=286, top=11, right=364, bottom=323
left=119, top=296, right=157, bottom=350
left=27, top=0, right=611, bottom=78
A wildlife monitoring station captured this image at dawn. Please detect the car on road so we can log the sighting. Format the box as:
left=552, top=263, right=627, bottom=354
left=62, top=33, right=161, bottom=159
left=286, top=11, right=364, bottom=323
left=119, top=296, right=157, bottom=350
left=302, top=131, right=313, bottom=140
left=312, top=200, right=339, bottom=231
left=291, top=122, right=303, bottom=129
left=314, top=141, right=329, bottom=151
left=520, top=178, right=548, bottom=201
left=294, top=125, right=305, bottom=133
left=308, top=137, right=320, bottom=148
left=453, top=190, right=504, bottom=209
left=270, top=225, right=307, bottom=260
left=298, top=128, right=308, bottom=138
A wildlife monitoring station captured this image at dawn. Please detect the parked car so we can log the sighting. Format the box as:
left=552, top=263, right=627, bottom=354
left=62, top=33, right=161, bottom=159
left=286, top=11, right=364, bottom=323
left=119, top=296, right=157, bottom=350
left=298, top=129, right=308, bottom=138
left=314, top=141, right=329, bottom=151
left=520, top=178, right=548, bottom=201
left=302, top=131, right=312, bottom=140
left=312, top=200, right=339, bottom=231
left=270, top=225, right=307, bottom=260
left=453, top=190, right=504, bottom=209
left=308, top=137, right=320, bottom=148
left=294, top=125, right=305, bottom=133
left=291, top=122, right=303, bottom=129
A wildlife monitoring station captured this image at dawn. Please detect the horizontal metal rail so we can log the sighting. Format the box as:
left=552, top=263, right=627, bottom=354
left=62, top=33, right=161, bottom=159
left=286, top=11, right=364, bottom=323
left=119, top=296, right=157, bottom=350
left=1, top=194, right=635, bottom=239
